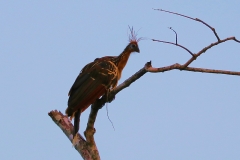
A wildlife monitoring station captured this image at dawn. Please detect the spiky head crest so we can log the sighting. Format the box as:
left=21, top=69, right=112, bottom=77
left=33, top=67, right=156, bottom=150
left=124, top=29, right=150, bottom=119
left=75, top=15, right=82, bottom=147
left=128, top=26, right=142, bottom=43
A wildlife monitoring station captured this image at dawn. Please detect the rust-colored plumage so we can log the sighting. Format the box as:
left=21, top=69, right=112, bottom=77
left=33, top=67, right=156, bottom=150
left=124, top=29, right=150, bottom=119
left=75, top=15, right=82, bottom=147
left=66, top=27, right=141, bottom=137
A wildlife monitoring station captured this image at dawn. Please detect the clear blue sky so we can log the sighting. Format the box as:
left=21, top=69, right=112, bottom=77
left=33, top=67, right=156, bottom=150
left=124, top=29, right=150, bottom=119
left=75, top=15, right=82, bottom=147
left=1, top=1, right=240, bottom=160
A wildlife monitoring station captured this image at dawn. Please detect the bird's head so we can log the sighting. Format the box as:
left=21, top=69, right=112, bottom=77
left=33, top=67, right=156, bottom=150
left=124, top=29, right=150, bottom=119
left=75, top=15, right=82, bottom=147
left=125, top=26, right=142, bottom=53
left=126, top=41, right=140, bottom=53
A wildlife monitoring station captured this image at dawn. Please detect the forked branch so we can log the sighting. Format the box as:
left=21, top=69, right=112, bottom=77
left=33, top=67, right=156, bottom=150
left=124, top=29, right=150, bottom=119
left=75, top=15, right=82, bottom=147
left=49, top=9, right=240, bottom=160
left=48, top=110, right=94, bottom=160
left=152, top=9, right=240, bottom=69
left=47, top=62, right=151, bottom=159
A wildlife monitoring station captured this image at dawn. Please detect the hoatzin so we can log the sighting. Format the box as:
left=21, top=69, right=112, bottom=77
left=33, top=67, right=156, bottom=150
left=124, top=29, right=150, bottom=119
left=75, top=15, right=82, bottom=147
left=66, top=28, right=141, bottom=139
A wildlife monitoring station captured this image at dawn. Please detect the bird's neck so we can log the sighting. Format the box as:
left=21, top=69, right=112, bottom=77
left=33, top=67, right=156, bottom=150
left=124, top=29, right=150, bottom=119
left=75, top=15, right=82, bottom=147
left=115, top=50, right=132, bottom=80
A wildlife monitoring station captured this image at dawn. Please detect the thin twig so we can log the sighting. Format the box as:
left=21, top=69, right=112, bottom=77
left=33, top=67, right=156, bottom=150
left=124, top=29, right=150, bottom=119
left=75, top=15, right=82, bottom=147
left=169, top=27, right=178, bottom=44
left=233, top=37, right=240, bottom=43
left=153, top=8, right=221, bottom=41
left=152, top=39, right=195, bottom=56
left=106, top=104, right=115, bottom=131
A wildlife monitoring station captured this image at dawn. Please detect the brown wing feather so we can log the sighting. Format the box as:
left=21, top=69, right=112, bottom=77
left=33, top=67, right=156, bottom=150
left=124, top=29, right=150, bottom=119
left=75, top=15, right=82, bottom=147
left=66, top=58, right=118, bottom=117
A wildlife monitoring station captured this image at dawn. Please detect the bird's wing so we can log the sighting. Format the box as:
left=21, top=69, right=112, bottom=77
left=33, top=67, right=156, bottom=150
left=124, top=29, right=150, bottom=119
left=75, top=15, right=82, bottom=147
left=66, top=59, right=118, bottom=117
left=68, top=61, right=95, bottom=96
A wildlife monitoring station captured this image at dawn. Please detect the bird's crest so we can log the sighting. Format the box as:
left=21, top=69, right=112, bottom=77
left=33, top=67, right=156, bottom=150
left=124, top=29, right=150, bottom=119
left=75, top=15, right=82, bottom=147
left=128, top=26, right=142, bottom=43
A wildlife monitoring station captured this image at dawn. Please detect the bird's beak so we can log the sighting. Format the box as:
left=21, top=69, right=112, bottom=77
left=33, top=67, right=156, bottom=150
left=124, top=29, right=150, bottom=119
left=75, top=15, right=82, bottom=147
left=136, top=48, right=140, bottom=53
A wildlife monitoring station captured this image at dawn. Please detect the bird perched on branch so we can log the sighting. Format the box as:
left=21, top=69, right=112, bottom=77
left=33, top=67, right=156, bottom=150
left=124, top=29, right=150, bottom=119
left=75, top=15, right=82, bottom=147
left=66, top=27, right=141, bottom=139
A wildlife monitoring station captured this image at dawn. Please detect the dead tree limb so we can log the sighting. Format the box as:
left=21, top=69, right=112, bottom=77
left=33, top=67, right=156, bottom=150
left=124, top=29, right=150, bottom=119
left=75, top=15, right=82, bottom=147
left=47, top=62, right=151, bottom=160
left=48, top=110, right=93, bottom=160
left=49, top=9, right=240, bottom=159
left=153, top=8, right=221, bottom=41
left=152, top=8, right=239, bottom=70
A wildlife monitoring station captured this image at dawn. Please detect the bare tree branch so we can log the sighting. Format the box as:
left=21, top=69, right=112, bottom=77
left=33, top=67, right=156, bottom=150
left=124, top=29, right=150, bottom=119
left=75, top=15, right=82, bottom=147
left=152, top=39, right=194, bottom=56
left=145, top=62, right=240, bottom=76
left=49, top=9, right=240, bottom=159
left=183, top=37, right=239, bottom=68
left=83, top=101, right=102, bottom=160
left=111, top=62, right=151, bottom=95
left=152, top=8, right=240, bottom=69
left=48, top=110, right=94, bottom=160
left=153, top=8, right=221, bottom=41
left=153, top=37, right=239, bottom=69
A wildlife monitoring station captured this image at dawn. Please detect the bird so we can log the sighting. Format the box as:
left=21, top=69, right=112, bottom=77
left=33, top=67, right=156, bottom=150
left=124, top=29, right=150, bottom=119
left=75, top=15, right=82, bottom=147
left=66, top=27, right=141, bottom=139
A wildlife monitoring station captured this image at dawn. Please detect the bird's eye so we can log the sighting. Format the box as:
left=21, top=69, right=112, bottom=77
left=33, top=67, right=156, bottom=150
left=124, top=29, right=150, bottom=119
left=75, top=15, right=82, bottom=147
left=130, top=44, right=136, bottom=48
